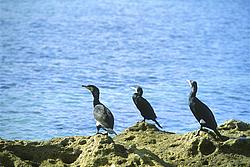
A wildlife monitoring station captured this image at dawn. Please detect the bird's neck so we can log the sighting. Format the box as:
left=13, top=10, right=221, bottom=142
left=189, top=88, right=197, bottom=98
left=91, top=92, right=100, bottom=107
left=93, top=98, right=101, bottom=107
left=134, top=93, right=141, bottom=97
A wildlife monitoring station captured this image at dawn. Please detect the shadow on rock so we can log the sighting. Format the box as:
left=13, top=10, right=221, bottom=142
left=219, top=138, right=250, bottom=157
left=128, top=145, right=175, bottom=167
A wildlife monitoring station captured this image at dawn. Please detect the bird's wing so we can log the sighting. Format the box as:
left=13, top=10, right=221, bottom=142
left=189, top=98, right=201, bottom=121
left=136, top=96, right=157, bottom=119
left=93, top=104, right=114, bottom=129
left=194, top=97, right=217, bottom=129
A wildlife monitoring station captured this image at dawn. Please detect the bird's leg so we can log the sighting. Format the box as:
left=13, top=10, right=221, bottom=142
left=96, top=125, right=102, bottom=134
left=196, top=126, right=203, bottom=136
left=103, top=128, right=109, bottom=135
left=140, top=119, right=145, bottom=123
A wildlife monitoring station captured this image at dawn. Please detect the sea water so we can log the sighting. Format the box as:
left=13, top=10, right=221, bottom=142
left=0, top=0, right=249, bottom=140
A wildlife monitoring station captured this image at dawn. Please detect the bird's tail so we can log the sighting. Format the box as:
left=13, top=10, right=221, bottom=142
left=154, top=119, right=162, bottom=129
left=107, top=128, right=117, bottom=135
left=214, top=129, right=229, bottom=141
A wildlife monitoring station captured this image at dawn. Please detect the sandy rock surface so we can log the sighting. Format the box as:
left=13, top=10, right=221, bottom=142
left=0, top=120, right=249, bottom=167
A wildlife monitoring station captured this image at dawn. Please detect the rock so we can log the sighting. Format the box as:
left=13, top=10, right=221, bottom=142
left=218, top=120, right=250, bottom=137
left=198, top=138, right=216, bottom=155
left=127, top=121, right=160, bottom=132
left=219, top=138, right=250, bottom=157
left=0, top=120, right=249, bottom=167
left=219, top=119, right=250, bottom=131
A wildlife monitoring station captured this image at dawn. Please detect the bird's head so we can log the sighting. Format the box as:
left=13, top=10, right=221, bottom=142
left=187, top=80, right=197, bottom=87
left=187, top=80, right=198, bottom=93
left=82, top=85, right=100, bottom=98
left=187, top=80, right=198, bottom=87
left=131, top=86, right=143, bottom=96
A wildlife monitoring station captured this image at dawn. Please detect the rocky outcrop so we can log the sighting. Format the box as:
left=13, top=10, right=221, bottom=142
left=0, top=120, right=249, bottom=167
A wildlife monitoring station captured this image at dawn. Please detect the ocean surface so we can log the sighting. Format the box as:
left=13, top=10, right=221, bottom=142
left=0, top=0, right=249, bottom=140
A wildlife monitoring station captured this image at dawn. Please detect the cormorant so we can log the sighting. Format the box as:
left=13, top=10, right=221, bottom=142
left=131, top=86, right=162, bottom=128
left=82, top=85, right=117, bottom=135
left=187, top=80, right=227, bottom=140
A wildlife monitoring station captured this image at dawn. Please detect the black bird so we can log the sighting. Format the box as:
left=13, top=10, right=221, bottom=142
left=187, top=80, right=226, bottom=140
left=131, top=86, right=162, bottom=128
left=82, top=85, right=117, bottom=135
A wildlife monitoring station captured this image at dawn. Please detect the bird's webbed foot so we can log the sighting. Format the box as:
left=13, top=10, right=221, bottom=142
left=101, top=128, right=109, bottom=135
left=195, top=130, right=200, bottom=136
left=195, top=126, right=203, bottom=136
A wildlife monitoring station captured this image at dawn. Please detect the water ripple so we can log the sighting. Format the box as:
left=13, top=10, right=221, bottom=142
left=0, top=0, right=249, bottom=140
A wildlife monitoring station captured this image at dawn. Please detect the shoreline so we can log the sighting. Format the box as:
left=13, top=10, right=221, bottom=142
left=1, top=119, right=249, bottom=166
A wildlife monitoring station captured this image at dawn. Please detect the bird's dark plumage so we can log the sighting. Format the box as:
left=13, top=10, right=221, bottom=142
left=187, top=80, right=226, bottom=140
left=132, top=86, right=162, bottom=128
left=83, top=85, right=116, bottom=135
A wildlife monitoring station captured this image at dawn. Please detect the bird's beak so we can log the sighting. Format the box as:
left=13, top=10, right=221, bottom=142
left=186, top=80, right=192, bottom=87
left=130, top=87, right=137, bottom=92
left=82, top=85, right=89, bottom=90
left=82, top=85, right=93, bottom=92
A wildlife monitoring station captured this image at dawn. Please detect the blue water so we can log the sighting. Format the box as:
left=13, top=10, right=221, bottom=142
left=0, top=0, right=250, bottom=140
